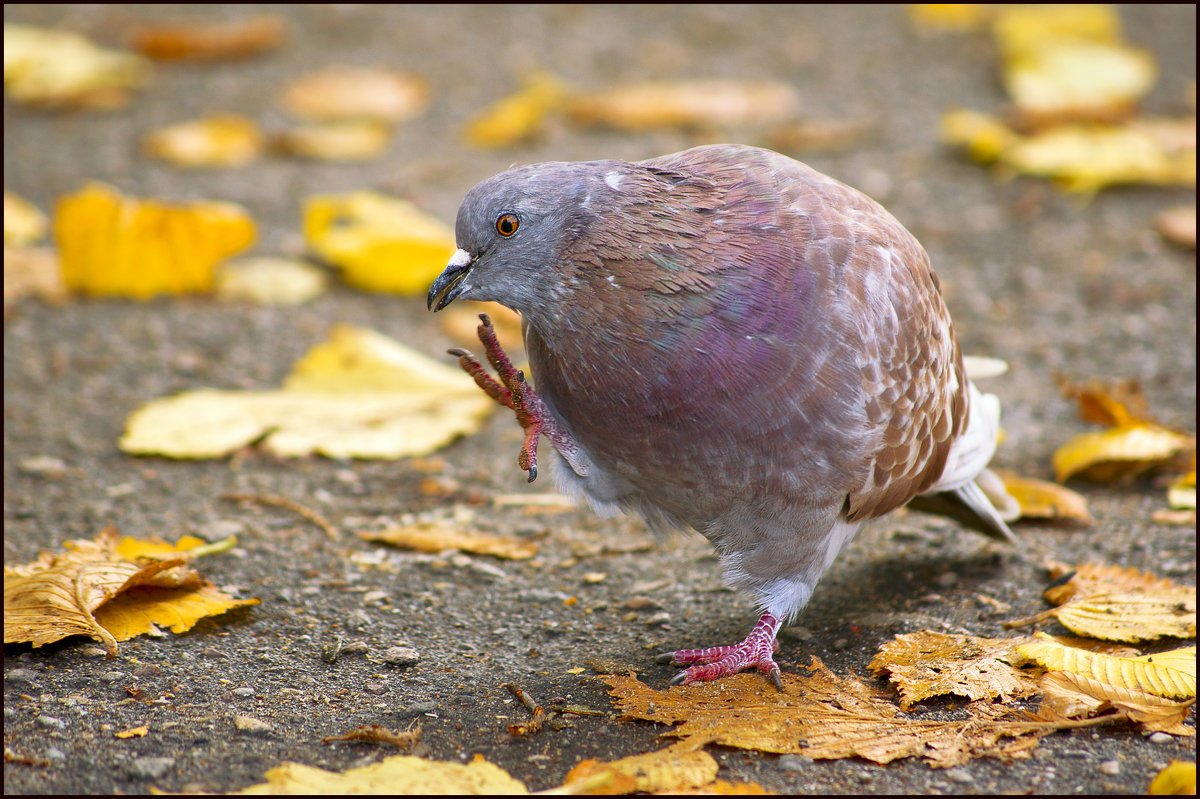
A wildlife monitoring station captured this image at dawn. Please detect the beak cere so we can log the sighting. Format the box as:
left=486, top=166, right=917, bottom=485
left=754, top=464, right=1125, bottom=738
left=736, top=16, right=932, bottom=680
left=427, top=248, right=474, bottom=311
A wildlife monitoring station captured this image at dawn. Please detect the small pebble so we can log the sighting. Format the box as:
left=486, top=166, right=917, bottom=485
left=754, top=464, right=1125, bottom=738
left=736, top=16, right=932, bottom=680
left=624, top=596, right=660, bottom=611
left=643, top=611, right=671, bottom=626
left=936, top=572, right=958, bottom=589
left=778, top=753, right=811, bottom=771
left=234, top=715, right=273, bottom=735
left=44, top=747, right=67, bottom=761
left=365, top=681, right=387, bottom=695
left=100, top=671, right=125, bottom=683
left=6, top=668, right=38, bottom=684
left=195, top=519, right=244, bottom=542
left=78, top=646, right=108, bottom=658
left=831, top=638, right=848, bottom=651
left=382, top=646, right=420, bottom=667
left=341, top=641, right=370, bottom=657
left=944, top=767, right=974, bottom=783
left=779, top=625, right=813, bottom=641
left=1098, top=760, right=1120, bottom=776
left=232, top=687, right=255, bottom=698
left=362, top=590, right=389, bottom=605
left=36, top=715, right=65, bottom=730
left=129, top=756, right=176, bottom=781
left=1148, top=732, right=1174, bottom=745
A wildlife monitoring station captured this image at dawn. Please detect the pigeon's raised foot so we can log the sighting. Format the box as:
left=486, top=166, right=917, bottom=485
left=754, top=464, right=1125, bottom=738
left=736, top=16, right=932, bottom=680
left=449, top=313, right=547, bottom=482
left=658, top=612, right=784, bottom=691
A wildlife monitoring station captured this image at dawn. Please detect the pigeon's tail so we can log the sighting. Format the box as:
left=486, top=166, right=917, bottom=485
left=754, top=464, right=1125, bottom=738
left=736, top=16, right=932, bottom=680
left=907, top=467, right=1018, bottom=543
left=913, top=380, right=1020, bottom=544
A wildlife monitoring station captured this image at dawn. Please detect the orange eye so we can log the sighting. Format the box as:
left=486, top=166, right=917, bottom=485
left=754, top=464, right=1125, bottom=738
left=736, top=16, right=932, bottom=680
left=496, top=213, right=520, bottom=237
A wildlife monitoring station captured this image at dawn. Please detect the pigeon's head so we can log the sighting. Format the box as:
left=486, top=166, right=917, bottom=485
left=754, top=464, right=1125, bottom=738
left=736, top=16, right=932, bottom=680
left=428, top=161, right=612, bottom=318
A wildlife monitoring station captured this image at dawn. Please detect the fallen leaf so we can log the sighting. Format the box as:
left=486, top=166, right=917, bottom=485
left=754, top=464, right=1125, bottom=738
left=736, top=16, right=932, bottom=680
left=303, top=190, right=456, bottom=295
left=120, top=325, right=493, bottom=459
left=438, top=301, right=524, bottom=354
left=4, top=192, right=48, bottom=246
left=868, top=631, right=1038, bottom=710
left=234, top=753, right=528, bottom=795
left=1156, top=205, right=1197, bottom=249
left=1167, top=470, right=1196, bottom=510
left=1017, top=635, right=1196, bottom=699
left=214, top=256, right=328, bottom=306
left=359, top=522, right=537, bottom=560
left=3, top=527, right=255, bottom=655
left=131, top=15, right=285, bottom=61
left=601, top=658, right=1061, bottom=768
left=272, top=119, right=391, bottom=161
left=279, top=66, right=428, bottom=124
left=568, top=79, right=799, bottom=132
left=1152, top=508, right=1198, bottom=526
left=54, top=182, right=256, bottom=298
left=1059, top=377, right=1153, bottom=427
left=1042, top=561, right=1189, bottom=606
left=115, top=725, right=149, bottom=739
left=4, top=246, right=67, bottom=314
left=1047, top=592, right=1197, bottom=642
left=1038, top=670, right=1195, bottom=735
left=143, top=114, right=265, bottom=167
left=999, top=473, right=1092, bottom=523
left=992, top=4, right=1156, bottom=124
left=562, top=745, right=718, bottom=794
left=322, top=724, right=421, bottom=750
left=1052, top=424, right=1194, bottom=483
left=3, top=24, right=152, bottom=109
left=908, top=4, right=994, bottom=32
left=1148, top=761, right=1198, bottom=795
left=463, top=70, right=572, bottom=148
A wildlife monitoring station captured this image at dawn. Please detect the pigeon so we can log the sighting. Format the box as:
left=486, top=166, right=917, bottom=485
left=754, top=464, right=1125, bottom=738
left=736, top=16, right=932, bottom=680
left=428, top=143, right=1017, bottom=688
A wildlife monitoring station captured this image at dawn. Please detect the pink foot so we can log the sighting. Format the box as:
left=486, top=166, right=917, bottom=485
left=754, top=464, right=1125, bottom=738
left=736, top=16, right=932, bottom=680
left=657, top=612, right=784, bottom=691
left=449, top=314, right=550, bottom=482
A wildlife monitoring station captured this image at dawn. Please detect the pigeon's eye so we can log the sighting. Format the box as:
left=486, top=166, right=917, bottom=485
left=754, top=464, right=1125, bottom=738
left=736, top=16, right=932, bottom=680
left=495, top=213, right=520, bottom=237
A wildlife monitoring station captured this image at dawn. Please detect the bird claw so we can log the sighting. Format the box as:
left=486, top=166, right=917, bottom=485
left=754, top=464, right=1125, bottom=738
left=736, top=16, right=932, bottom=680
left=659, top=612, right=785, bottom=691
left=452, top=313, right=544, bottom=482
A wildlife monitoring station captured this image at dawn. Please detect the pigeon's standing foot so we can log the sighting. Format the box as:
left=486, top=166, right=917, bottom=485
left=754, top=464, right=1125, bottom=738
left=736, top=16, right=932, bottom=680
left=449, top=313, right=549, bottom=482
left=658, top=612, right=784, bottom=690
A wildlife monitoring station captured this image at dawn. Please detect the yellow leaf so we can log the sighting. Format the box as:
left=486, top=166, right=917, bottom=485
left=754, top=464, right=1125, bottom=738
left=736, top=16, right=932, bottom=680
left=1052, top=592, right=1197, bottom=642
left=999, top=473, right=1092, bottom=523
left=941, top=108, right=1020, bottom=163
left=278, top=66, right=428, bottom=124
left=143, top=114, right=264, bottom=167
left=1038, top=671, right=1194, bottom=735
left=3, top=527, right=249, bottom=655
left=4, top=245, right=66, bottom=313
left=54, top=182, right=256, bottom=299
left=562, top=745, right=718, bottom=794
left=438, top=301, right=524, bottom=354
left=131, top=15, right=285, bottom=62
left=463, top=70, right=572, bottom=148
left=1042, top=561, right=1185, bottom=606
left=1167, top=470, right=1196, bottom=510
left=120, top=325, right=493, bottom=460
left=869, top=631, right=1038, bottom=710
left=3, top=24, right=152, bottom=109
left=908, top=4, right=993, bottom=32
left=1149, top=761, right=1198, bottom=795
left=272, top=119, right=392, bottom=161
left=359, top=522, right=537, bottom=560
left=214, top=256, right=328, bottom=306
left=1017, top=635, right=1196, bottom=699
left=97, top=583, right=258, bottom=640
left=1060, top=377, right=1153, bottom=427
left=234, top=753, right=528, bottom=795
left=991, top=5, right=1156, bottom=123
left=303, top=191, right=455, bottom=295
left=568, top=80, right=799, bottom=132
left=4, top=192, right=47, bottom=246
left=1052, top=423, right=1194, bottom=483
left=115, top=725, right=149, bottom=739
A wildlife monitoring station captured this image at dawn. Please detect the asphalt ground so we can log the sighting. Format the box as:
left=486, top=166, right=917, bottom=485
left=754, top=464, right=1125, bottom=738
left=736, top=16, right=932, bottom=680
left=3, top=4, right=1196, bottom=794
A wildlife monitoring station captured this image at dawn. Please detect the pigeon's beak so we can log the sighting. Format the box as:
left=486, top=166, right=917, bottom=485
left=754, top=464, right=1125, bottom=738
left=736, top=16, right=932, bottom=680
left=427, top=248, right=474, bottom=311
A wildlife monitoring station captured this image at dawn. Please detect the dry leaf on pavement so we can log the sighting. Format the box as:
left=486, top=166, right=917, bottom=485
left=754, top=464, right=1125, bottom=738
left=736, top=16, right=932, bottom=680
left=3, top=527, right=256, bottom=656
left=869, top=631, right=1039, bottom=710
left=279, top=66, right=429, bottom=124
left=561, top=744, right=719, bottom=794
left=1042, top=561, right=1187, bottom=606
left=1038, top=670, right=1194, bottom=735
left=120, top=325, right=493, bottom=460
left=214, top=256, right=328, bottom=306
left=567, top=80, right=799, bottom=132
left=3, top=24, right=152, bottom=109
left=463, top=70, right=572, bottom=149
left=4, top=191, right=48, bottom=246
left=234, top=753, right=528, bottom=795
left=55, top=182, right=257, bottom=298
left=998, top=473, right=1092, bottom=523
left=1018, top=634, right=1196, bottom=700
left=143, top=114, right=265, bottom=167
left=303, top=191, right=456, bottom=295
left=272, top=119, right=392, bottom=161
left=131, top=15, right=284, bottom=61
left=359, top=522, right=538, bottom=560
left=1148, top=761, right=1198, bottom=795
left=601, top=659, right=1063, bottom=768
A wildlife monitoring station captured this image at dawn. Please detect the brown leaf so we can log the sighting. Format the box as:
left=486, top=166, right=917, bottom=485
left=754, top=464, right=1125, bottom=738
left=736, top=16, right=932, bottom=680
left=143, top=114, right=265, bottom=168
left=1043, top=561, right=1185, bottom=605
left=1038, top=670, right=1195, bottom=735
left=600, top=658, right=1062, bottom=768
left=279, top=66, right=428, bottom=124
left=131, top=15, right=285, bottom=61
left=322, top=724, right=421, bottom=750
left=568, top=80, right=799, bottom=132
left=869, top=631, right=1039, bottom=710
left=562, top=744, right=719, bottom=794
left=999, top=473, right=1092, bottom=523
left=358, top=523, right=537, bottom=560
left=1060, top=377, right=1154, bottom=427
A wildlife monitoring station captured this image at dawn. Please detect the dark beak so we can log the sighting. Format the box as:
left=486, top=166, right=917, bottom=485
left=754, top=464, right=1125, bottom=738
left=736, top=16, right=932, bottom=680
left=427, top=250, right=473, bottom=311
